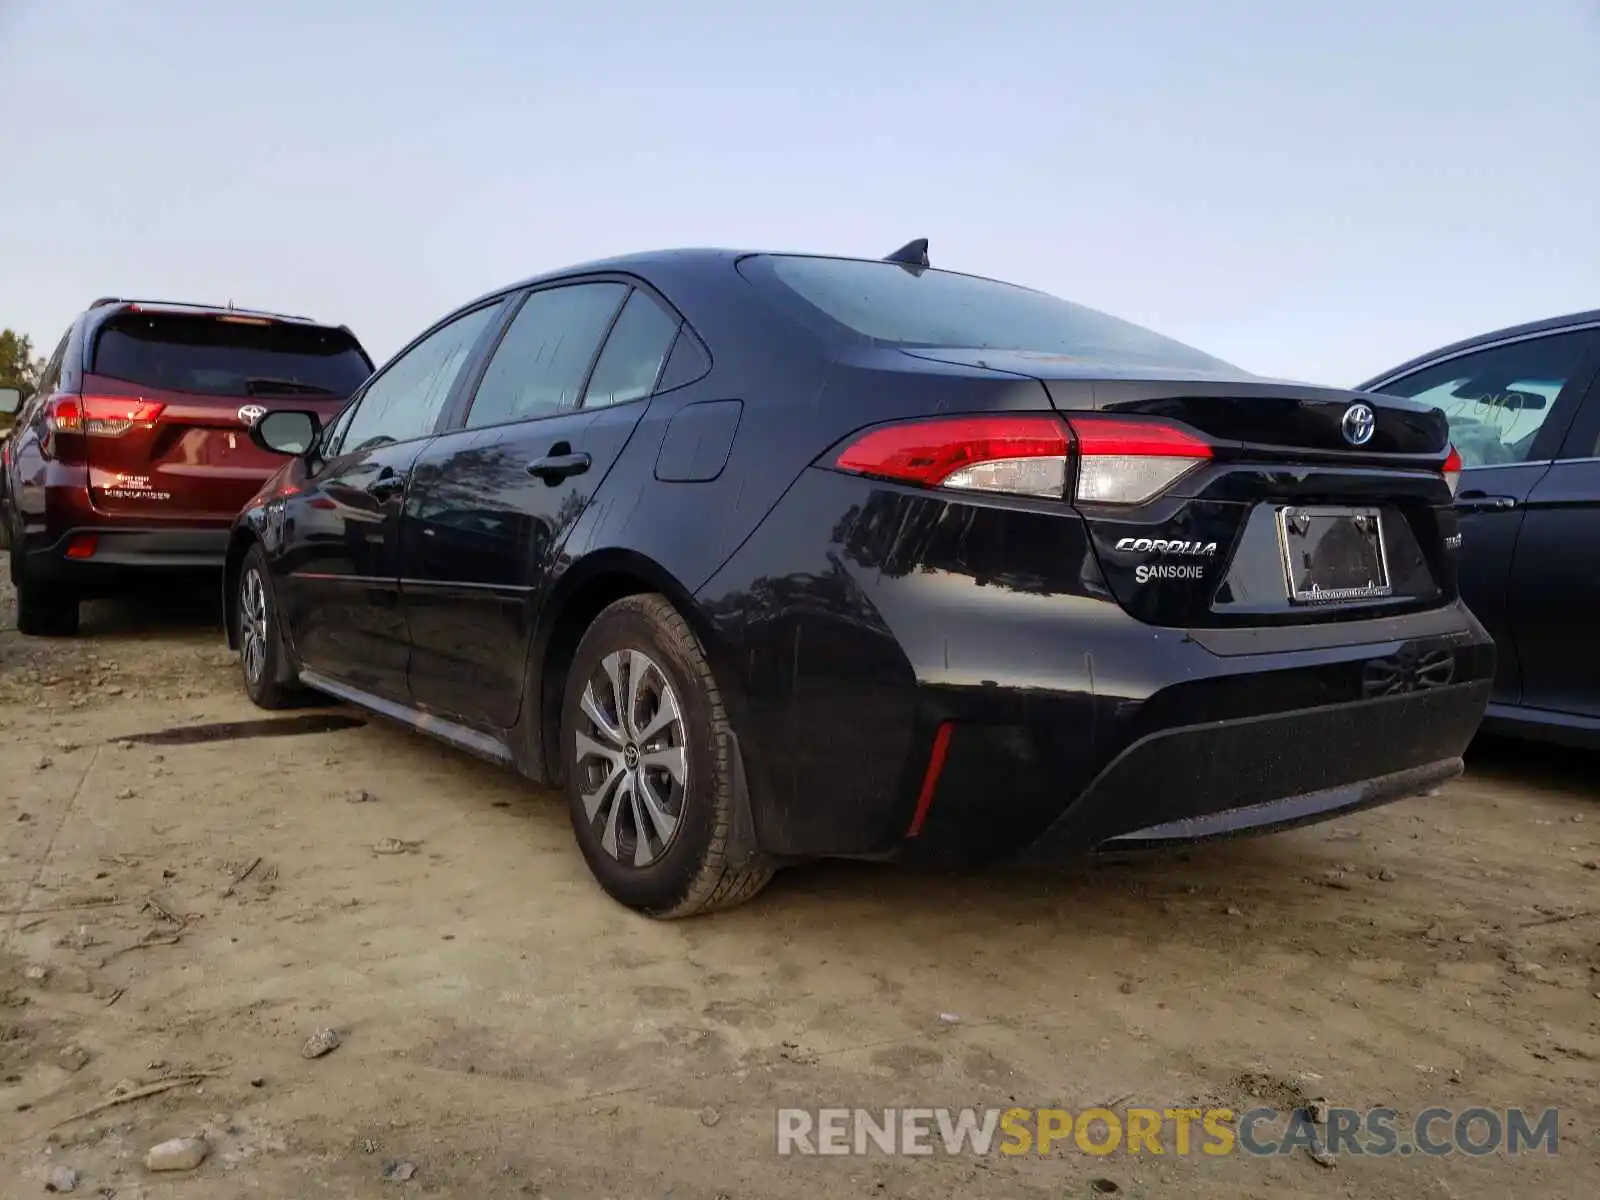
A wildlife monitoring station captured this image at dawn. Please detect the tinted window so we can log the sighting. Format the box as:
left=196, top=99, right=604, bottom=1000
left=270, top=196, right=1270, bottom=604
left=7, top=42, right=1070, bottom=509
left=742, top=255, right=1239, bottom=373
left=656, top=327, right=711, bottom=393
left=339, top=303, right=502, bottom=453
left=583, top=290, right=680, bottom=408
left=91, top=313, right=371, bottom=398
left=466, top=283, right=627, bottom=428
left=1376, top=330, right=1596, bottom=467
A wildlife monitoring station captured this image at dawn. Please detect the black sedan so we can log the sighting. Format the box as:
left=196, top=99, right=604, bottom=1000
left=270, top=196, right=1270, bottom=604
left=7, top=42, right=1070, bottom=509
left=1362, top=308, right=1600, bottom=748
left=226, top=241, right=1492, bottom=916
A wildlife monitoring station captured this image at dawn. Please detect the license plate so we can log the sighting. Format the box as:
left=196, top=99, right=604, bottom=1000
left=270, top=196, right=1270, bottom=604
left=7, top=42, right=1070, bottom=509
left=1275, top=505, right=1391, bottom=604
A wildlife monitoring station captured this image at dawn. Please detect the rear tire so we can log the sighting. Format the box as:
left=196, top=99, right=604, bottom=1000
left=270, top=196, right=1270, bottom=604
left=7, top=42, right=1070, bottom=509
left=10, top=540, right=79, bottom=637
left=236, top=543, right=307, bottom=709
left=560, top=594, right=774, bottom=917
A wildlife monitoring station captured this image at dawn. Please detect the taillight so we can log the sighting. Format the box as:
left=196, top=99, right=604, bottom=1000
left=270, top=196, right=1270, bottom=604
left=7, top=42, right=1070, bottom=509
left=829, top=413, right=1214, bottom=505
left=47, top=394, right=165, bottom=438
left=833, top=415, right=1071, bottom=499
left=1066, top=415, right=1213, bottom=506
left=1441, top=444, right=1462, bottom=499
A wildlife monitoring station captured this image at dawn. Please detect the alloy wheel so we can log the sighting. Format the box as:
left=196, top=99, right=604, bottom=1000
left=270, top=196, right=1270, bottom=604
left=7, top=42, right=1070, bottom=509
left=240, top=568, right=269, bottom=684
left=573, top=648, right=688, bottom=867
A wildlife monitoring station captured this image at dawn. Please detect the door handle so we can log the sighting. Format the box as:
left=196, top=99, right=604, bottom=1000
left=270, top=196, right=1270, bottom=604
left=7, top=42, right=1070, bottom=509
left=1454, top=494, right=1518, bottom=514
left=526, top=450, right=591, bottom=484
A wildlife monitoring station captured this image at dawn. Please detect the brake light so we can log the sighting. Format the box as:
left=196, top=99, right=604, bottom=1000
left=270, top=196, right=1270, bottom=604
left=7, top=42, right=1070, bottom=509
left=1066, top=415, right=1213, bottom=506
left=833, top=415, right=1071, bottom=499
left=47, top=394, right=166, bottom=438
left=1441, top=444, right=1462, bottom=498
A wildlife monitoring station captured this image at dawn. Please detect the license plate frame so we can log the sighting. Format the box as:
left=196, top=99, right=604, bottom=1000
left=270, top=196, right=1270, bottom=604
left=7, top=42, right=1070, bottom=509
left=1275, top=505, right=1393, bottom=605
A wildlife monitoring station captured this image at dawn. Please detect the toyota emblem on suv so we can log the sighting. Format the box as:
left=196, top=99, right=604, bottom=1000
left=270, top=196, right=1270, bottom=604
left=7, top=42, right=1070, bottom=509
left=1341, top=402, right=1376, bottom=446
left=237, top=404, right=268, bottom=426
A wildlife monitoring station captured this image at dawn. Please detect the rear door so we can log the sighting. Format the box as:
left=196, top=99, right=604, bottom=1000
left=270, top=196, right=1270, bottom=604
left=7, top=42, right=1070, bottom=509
left=401, top=281, right=680, bottom=726
left=1505, top=362, right=1600, bottom=719
left=82, top=309, right=370, bottom=523
left=277, top=301, right=506, bottom=698
left=1371, top=325, right=1600, bottom=707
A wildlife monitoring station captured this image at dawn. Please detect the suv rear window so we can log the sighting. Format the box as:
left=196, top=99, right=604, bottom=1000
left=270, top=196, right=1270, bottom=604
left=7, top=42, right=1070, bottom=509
left=90, top=312, right=372, bottom=398
left=741, top=254, right=1238, bottom=374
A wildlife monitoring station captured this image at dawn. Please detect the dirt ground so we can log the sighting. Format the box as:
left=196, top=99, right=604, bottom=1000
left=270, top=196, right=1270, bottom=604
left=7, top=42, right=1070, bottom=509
left=0, top=576, right=1596, bottom=1199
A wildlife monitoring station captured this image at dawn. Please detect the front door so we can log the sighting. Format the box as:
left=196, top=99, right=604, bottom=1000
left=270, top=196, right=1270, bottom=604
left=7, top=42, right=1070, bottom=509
left=278, top=300, right=506, bottom=699
left=401, top=281, right=683, bottom=726
left=1373, top=325, right=1600, bottom=707
left=1507, top=377, right=1600, bottom=720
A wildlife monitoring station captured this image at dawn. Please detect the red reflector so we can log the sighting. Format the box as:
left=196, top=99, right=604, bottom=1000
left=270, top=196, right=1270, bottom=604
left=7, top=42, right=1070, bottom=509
left=833, top=415, right=1071, bottom=494
left=65, top=535, right=98, bottom=559
left=1441, top=443, right=1462, bottom=498
left=1065, top=415, right=1214, bottom=458
left=906, top=721, right=955, bottom=838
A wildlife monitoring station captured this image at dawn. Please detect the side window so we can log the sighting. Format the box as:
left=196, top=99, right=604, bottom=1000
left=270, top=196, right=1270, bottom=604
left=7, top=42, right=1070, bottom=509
left=465, top=283, right=627, bottom=429
left=339, top=303, right=502, bottom=453
left=583, top=290, right=681, bottom=409
left=20, top=329, right=71, bottom=426
left=1377, top=330, right=1596, bottom=468
left=655, top=326, right=711, bottom=394
left=318, top=397, right=359, bottom=457
left=35, top=330, right=70, bottom=397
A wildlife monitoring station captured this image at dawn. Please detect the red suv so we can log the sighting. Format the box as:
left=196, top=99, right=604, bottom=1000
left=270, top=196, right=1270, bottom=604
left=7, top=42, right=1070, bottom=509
left=1, top=299, right=373, bottom=635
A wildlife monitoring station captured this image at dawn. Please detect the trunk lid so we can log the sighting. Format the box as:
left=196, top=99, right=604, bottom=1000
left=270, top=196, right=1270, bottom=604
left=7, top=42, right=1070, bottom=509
left=81, top=309, right=369, bottom=521
left=902, top=348, right=1459, bottom=628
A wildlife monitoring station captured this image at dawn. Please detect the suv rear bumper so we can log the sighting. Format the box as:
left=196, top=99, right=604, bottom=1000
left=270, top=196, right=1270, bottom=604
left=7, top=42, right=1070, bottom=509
left=22, top=527, right=229, bottom=587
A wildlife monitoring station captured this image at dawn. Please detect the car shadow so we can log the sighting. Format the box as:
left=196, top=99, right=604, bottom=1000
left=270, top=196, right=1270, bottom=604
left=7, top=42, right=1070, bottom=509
left=1465, top=732, right=1598, bottom=799
left=79, top=588, right=224, bottom=637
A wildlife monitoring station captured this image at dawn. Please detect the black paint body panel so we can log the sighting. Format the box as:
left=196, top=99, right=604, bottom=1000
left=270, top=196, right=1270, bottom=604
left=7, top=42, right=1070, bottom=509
left=224, top=248, right=1495, bottom=870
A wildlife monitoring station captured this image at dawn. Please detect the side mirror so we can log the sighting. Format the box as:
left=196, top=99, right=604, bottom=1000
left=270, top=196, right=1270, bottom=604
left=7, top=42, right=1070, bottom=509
left=0, top=387, right=21, bottom=415
left=249, top=409, right=321, bottom=456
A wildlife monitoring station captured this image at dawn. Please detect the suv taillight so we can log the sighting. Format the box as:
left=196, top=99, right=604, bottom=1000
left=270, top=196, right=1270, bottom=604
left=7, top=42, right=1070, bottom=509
left=830, top=412, right=1213, bottom=505
left=47, top=394, right=165, bottom=438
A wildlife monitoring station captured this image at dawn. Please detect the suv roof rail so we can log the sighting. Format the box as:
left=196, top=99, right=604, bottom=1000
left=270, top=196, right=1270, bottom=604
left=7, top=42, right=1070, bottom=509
left=89, top=296, right=123, bottom=308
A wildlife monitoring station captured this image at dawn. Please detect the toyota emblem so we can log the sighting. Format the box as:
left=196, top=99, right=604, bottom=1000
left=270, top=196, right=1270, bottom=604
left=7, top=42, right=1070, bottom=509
left=1341, top=402, right=1376, bottom=446
left=237, top=404, right=268, bottom=426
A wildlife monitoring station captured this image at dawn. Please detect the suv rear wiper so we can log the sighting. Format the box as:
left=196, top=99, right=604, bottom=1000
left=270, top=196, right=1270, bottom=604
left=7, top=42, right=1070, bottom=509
left=244, top=377, right=339, bottom=396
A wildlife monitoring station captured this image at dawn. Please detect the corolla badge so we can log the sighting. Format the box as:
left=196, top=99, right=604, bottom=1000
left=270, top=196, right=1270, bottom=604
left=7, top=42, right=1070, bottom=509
left=1341, top=402, right=1376, bottom=446
left=237, top=404, right=268, bottom=426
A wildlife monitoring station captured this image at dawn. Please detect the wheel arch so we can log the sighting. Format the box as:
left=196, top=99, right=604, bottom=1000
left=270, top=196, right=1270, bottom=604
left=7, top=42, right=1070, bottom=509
left=221, top=526, right=258, bottom=651
left=523, top=547, right=742, bottom=788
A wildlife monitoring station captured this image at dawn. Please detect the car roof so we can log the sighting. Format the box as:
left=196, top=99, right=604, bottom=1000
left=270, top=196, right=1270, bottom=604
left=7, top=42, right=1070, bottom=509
left=1361, top=307, right=1600, bottom=389
left=451, top=247, right=1053, bottom=312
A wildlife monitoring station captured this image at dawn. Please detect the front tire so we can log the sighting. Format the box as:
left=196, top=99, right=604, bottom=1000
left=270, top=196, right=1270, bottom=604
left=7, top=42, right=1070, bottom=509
left=560, top=594, right=773, bottom=917
left=236, top=544, right=306, bottom=709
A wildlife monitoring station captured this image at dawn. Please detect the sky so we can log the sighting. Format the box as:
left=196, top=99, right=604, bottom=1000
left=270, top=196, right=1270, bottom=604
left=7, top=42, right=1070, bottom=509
left=1, top=0, right=1596, bottom=384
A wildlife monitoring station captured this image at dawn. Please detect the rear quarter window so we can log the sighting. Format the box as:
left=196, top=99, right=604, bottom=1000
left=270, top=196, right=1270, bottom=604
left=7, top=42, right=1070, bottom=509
left=91, top=313, right=372, bottom=398
left=740, top=254, right=1237, bottom=374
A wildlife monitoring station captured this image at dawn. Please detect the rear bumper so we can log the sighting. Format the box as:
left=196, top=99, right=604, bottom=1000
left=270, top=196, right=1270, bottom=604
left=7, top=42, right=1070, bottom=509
left=24, top=527, right=229, bottom=586
left=695, top=469, right=1496, bottom=863
left=1016, top=683, right=1484, bottom=858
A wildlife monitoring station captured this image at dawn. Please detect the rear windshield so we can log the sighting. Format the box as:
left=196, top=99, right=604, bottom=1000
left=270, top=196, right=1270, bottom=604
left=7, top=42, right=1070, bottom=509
left=90, top=312, right=372, bottom=398
left=742, top=254, right=1237, bottom=373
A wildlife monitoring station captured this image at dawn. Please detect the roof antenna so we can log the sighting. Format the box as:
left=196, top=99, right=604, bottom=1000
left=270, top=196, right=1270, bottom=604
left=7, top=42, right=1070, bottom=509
left=884, top=238, right=930, bottom=270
